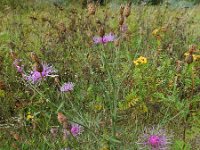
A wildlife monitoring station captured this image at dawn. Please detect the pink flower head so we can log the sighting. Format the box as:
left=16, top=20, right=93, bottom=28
left=93, top=33, right=116, bottom=44
left=25, top=63, right=56, bottom=84
left=137, top=126, right=172, bottom=150
left=13, top=59, right=24, bottom=73
left=60, top=82, right=74, bottom=92
left=70, top=123, right=84, bottom=137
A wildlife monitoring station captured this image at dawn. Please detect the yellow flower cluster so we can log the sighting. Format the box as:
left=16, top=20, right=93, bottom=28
left=133, top=56, right=147, bottom=66
left=184, top=52, right=200, bottom=61
left=26, top=112, right=34, bottom=121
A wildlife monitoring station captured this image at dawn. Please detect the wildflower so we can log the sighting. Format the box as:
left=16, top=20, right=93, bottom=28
left=138, top=56, right=147, bottom=64
left=184, top=52, right=200, bottom=62
left=60, top=82, right=74, bottom=92
left=133, top=60, right=139, bottom=66
left=13, top=59, right=24, bottom=73
left=70, top=123, right=84, bottom=137
left=26, top=112, right=34, bottom=121
left=152, top=28, right=160, bottom=36
left=93, top=33, right=116, bottom=44
left=137, top=126, right=172, bottom=150
left=25, top=63, right=56, bottom=84
left=133, top=56, right=147, bottom=66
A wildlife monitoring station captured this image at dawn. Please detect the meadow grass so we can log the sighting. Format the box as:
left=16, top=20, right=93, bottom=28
left=0, top=1, right=200, bottom=150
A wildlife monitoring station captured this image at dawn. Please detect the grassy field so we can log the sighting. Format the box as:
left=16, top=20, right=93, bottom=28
left=0, top=1, right=200, bottom=150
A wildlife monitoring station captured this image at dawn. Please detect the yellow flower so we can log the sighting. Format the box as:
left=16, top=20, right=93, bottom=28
left=26, top=112, right=34, bottom=121
left=152, top=28, right=160, bottom=36
left=184, top=52, right=200, bottom=61
left=138, top=56, right=147, bottom=64
left=133, top=56, right=147, bottom=66
left=133, top=60, right=139, bottom=66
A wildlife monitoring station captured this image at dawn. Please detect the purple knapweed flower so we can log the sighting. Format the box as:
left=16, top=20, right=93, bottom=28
left=137, top=126, right=172, bottom=150
left=13, top=59, right=24, bottom=73
left=25, top=63, right=56, bottom=84
left=60, top=82, right=74, bottom=92
left=70, top=123, right=84, bottom=137
left=93, top=33, right=116, bottom=44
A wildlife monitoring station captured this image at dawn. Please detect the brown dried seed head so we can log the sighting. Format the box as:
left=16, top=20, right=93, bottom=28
left=10, top=132, right=20, bottom=141
left=87, top=2, right=96, bottom=15
left=0, top=80, right=5, bottom=90
left=34, top=62, right=43, bottom=73
left=124, top=4, right=131, bottom=18
left=54, top=77, right=60, bottom=85
left=50, top=127, right=58, bottom=137
left=120, top=5, right=124, bottom=16
left=98, top=26, right=105, bottom=37
left=185, top=54, right=193, bottom=64
left=56, top=22, right=66, bottom=33
left=119, top=15, right=124, bottom=25
left=57, top=112, right=67, bottom=124
left=114, top=39, right=120, bottom=47
left=176, top=60, right=183, bottom=73
left=189, top=45, right=196, bottom=54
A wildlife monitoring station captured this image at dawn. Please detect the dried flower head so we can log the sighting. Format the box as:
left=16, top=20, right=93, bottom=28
left=119, top=15, right=124, bottom=26
left=58, top=112, right=67, bottom=125
left=185, top=53, right=193, bottom=64
left=98, top=26, right=105, bottom=37
left=137, top=126, right=173, bottom=150
left=34, top=62, right=43, bottom=73
left=120, top=23, right=128, bottom=33
left=50, top=126, right=59, bottom=138
left=120, top=5, right=125, bottom=16
left=124, top=2, right=132, bottom=18
left=176, top=60, right=183, bottom=74
left=87, top=1, right=96, bottom=15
